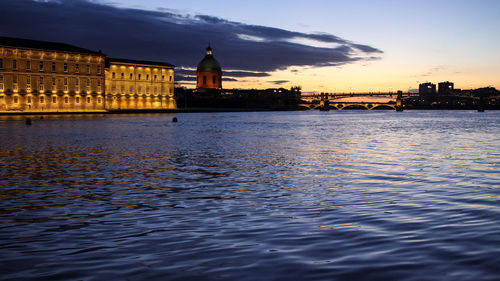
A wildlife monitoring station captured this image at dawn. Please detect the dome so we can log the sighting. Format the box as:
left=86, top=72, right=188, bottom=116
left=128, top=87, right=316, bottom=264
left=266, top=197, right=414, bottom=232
left=197, top=46, right=221, bottom=72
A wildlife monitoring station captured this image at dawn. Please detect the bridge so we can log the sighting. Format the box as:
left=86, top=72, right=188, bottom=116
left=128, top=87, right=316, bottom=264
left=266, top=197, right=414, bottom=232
left=299, top=91, right=407, bottom=111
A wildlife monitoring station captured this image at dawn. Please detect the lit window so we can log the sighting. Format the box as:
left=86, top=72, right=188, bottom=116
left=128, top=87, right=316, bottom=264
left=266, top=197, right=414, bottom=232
left=13, top=59, right=17, bottom=70
left=51, top=62, right=56, bottom=72
left=27, top=76, right=31, bottom=90
left=13, top=76, right=18, bottom=90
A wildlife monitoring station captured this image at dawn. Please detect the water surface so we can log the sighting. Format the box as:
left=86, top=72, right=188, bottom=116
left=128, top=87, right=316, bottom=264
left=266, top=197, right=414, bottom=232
left=1, top=111, right=499, bottom=280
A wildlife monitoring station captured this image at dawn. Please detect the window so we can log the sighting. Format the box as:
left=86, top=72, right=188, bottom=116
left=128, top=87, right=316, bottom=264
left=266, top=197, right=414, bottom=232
left=39, top=61, right=44, bottom=71
left=121, top=73, right=124, bottom=79
left=52, top=96, right=57, bottom=103
left=76, top=97, right=80, bottom=103
left=40, top=96, right=44, bottom=103
left=76, top=78, right=80, bottom=91
left=64, top=96, right=68, bottom=103
left=13, top=76, right=17, bottom=90
left=87, top=97, right=91, bottom=103
left=97, top=65, right=101, bottom=74
left=27, top=96, right=31, bottom=103
left=0, top=75, right=3, bottom=90
left=203, top=76, right=207, bottom=85
left=154, top=87, right=157, bottom=94
left=146, top=87, right=149, bottom=94
left=39, top=77, right=44, bottom=91
left=26, top=60, right=31, bottom=70
left=121, top=85, right=124, bottom=93
left=86, top=64, right=90, bottom=74
left=154, top=75, right=157, bottom=81
left=212, top=76, right=216, bottom=84
left=169, top=75, right=172, bottom=82
left=146, top=74, right=149, bottom=80
left=97, top=80, right=101, bottom=92
left=52, top=78, right=56, bottom=91
left=138, top=74, right=141, bottom=80
left=138, top=86, right=142, bottom=93
left=13, top=59, right=17, bottom=70
left=0, top=58, right=3, bottom=69
left=51, top=62, right=56, bottom=72
left=86, top=79, right=90, bottom=92
left=75, top=64, right=79, bottom=73
left=98, top=97, right=101, bottom=103
left=64, top=63, right=68, bottom=72
left=14, top=96, right=18, bottom=103
left=130, top=73, right=133, bottom=80
left=112, top=72, right=115, bottom=79
left=64, top=78, right=68, bottom=91
left=162, top=75, right=164, bottom=81
left=27, top=76, right=31, bottom=90
left=130, top=86, right=133, bottom=94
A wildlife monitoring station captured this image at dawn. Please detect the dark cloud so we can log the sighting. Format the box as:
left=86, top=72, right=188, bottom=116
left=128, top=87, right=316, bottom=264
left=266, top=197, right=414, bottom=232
left=269, top=80, right=290, bottom=85
left=0, top=0, right=382, bottom=81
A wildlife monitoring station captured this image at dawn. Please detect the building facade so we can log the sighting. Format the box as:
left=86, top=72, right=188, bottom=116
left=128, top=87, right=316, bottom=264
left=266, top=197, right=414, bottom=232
left=196, top=46, right=222, bottom=89
left=105, top=58, right=176, bottom=110
left=0, top=36, right=106, bottom=112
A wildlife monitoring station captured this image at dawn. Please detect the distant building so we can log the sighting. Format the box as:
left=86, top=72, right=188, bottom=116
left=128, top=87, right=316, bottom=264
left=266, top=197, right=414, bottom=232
left=419, top=82, right=436, bottom=99
left=0, top=36, right=106, bottom=112
left=196, top=45, right=222, bottom=89
left=438, top=81, right=454, bottom=96
left=105, top=58, right=176, bottom=110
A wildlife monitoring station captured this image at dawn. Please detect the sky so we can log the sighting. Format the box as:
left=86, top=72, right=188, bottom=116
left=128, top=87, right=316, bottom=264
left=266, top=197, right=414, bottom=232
left=1, top=0, right=499, bottom=92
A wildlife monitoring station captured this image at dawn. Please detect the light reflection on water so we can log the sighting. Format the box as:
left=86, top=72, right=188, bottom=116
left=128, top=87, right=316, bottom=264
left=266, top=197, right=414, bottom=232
left=1, top=111, right=499, bottom=280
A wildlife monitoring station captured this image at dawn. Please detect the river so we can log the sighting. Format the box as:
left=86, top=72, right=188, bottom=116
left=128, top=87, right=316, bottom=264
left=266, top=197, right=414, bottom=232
left=1, top=110, right=499, bottom=280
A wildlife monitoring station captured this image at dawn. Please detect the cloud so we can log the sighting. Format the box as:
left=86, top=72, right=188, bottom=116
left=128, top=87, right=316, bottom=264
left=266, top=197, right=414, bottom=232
left=268, top=80, right=290, bottom=85
left=0, top=0, right=382, bottom=82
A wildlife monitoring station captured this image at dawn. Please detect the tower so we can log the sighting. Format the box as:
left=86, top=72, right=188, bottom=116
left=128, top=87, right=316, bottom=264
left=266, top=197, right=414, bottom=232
left=196, top=45, right=222, bottom=89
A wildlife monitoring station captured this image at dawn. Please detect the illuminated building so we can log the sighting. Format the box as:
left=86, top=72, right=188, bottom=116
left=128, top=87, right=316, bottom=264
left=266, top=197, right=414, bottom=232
left=0, top=36, right=106, bottom=112
left=196, top=45, right=222, bottom=89
left=105, top=58, right=176, bottom=110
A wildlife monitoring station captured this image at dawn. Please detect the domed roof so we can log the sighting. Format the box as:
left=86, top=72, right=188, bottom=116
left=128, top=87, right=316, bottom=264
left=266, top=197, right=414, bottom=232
left=197, top=46, right=221, bottom=72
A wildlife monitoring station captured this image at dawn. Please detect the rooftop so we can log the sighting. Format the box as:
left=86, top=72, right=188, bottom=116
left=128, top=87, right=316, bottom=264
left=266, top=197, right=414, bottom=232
left=106, top=57, right=175, bottom=68
left=0, top=36, right=104, bottom=55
